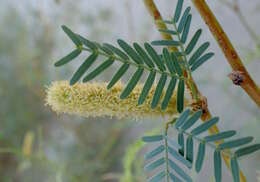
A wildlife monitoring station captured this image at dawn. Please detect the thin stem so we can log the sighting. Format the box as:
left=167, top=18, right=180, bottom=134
left=164, top=125, right=170, bottom=182
left=81, top=47, right=187, bottom=81
left=192, top=0, right=260, bottom=108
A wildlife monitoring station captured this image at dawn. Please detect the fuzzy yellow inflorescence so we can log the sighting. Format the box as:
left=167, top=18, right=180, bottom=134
left=46, top=81, right=186, bottom=119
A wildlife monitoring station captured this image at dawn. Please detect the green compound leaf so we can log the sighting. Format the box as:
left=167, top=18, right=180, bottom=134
left=191, top=117, right=219, bottom=136
left=178, top=133, right=185, bottom=156
left=218, top=136, right=253, bottom=150
left=168, top=159, right=192, bottom=182
left=144, top=145, right=165, bottom=160
left=195, top=142, right=206, bottom=173
left=177, top=7, right=191, bottom=33
left=181, top=15, right=192, bottom=43
left=107, top=63, right=129, bottom=89
left=181, top=110, right=202, bottom=131
left=117, top=39, right=143, bottom=65
left=188, top=42, right=210, bottom=66
left=171, top=53, right=183, bottom=76
left=144, top=157, right=165, bottom=172
left=169, top=173, right=182, bottom=182
left=103, top=43, right=129, bottom=60
left=83, top=57, right=114, bottom=82
left=231, top=157, right=240, bottom=182
left=159, top=29, right=177, bottom=35
left=120, top=68, right=144, bottom=99
left=161, top=77, right=177, bottom=110
left=177, top=80, right=185, bottom=113
left=70, top=53, right=98, bottom=85
left=138, top=71, right=156, bottom=105
left=148, top=171, right=166, bottom=182
left=54, top=49, right=81, bottom=67
left=204, top=130, right=236, bottom=142
left=185, top=29, right=202, bottom=55
left=186, top=136, right=193, bottom=163
left=142, top=135, right=164, bottom=143
left=235, top=144, right=260, bottom=158
left=78, top=35, right=97, bottom=50
left=214, top=150, right=222, bottom=182
left=133, top=43, right=154, bottom=68
left=191, top=52, right=214, bottom=71
left=173, top=0, right=184, bottom=23
left=144, top=43, right=166, bottom=71
left=61, top=25, right=82, bottom=46
left=151, top=73, right=167, bottom=109
left=151, top=40, right=180, bottom=47
left=163, top=48, right=176, bottom=74
left=175, top=109, right=191, bottom=128
left=168, top=146, right=192, bottom=169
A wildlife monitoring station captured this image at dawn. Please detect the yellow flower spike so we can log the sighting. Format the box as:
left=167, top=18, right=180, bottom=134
left=46, top=81, right=187, bottom=119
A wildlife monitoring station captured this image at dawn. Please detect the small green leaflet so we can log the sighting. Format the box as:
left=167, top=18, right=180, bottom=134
left=163, top=48, right=176, bottom=74
left=191, top=117, right=219, bottom=136
left=144, top=145, right=165, bottom=160
left=177, top=7, right=191, bottom=33
left=83, top=57, right=114, bottom=82
left=181, top=110, right=202, bottom=131
left=185, top=29, right=202, bottom=55
left=100, top=44, right=113, bottom=55
left=177, top=80, right=185, bottom=113
left=195, top=142, right=205, bottom=173
left=142, top=135, right=164, bottom=142
left=161, top=78, right=177, bottom=110
left=107, top=63, right=130, bottom=89
left=175, top=109, right=190, bottom=128
left=171, top=53, right=183, bottom=76
left=235, top=144, right=260, bottom=158
left=78, top=35, right=97, bottom=50
left=151, top=73, right=167, bottom=108
left=218, top=136, right=253, bottom=150
left=70, top=53, right=98, bottom=85
left=204, top=130, right=236, bottom=142
left=189, top=42, right=210, bottom=65
left=138, top=71, right=156, bottom=105
left=178, top=133, right=185, bottom=156
left=61, top=25, right=82, bottom=46
left=144, top=157, right=165, bottom=172
left=148, top=171, right=166, bottom=182
left=191, top=52, right=214, bottom=71
left=168, top=159, right=192, bottom=182
left=103, top=43, right=129, bottom=60
left=214, top=150, right=222, bottom=182
left=120, top=68, right=144, bottom=99
left=186, top=136, right=193, bottom=163
left=159, top=29, right=177, bottom=35
left=151, top=40, right=180, bottom=47
left=231, top=157, right=240, bottom=182
left=173, top=0, right=184, bottom=23
left=169, top=173, right=182, bottom=182
left=117, top=39, right=143, bottom=65
left=168, top=146, right=192, bottom=169
left=144, top=43, right=166, bottom=71
left=181, top=15, right=192, bottom=43
left=133, top=43, right=154, bottom=68
left=54, top=49, right=81, bottom=67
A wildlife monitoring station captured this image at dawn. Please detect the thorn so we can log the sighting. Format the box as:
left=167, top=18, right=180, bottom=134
left=228, top=71, right=245, bottom=86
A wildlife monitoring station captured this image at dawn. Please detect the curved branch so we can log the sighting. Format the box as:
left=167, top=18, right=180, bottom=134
left=192, top=0, right=260, bottom=108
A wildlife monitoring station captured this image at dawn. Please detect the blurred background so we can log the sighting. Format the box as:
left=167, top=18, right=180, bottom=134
left=0, top=0, right=259, bottom=181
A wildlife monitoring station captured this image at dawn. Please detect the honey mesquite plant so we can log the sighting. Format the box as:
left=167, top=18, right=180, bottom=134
left=46, top=0, right=260, bottom=181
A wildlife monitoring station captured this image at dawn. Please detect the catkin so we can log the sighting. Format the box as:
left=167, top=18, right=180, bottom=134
left=46, top=81, right=185, bottom=119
